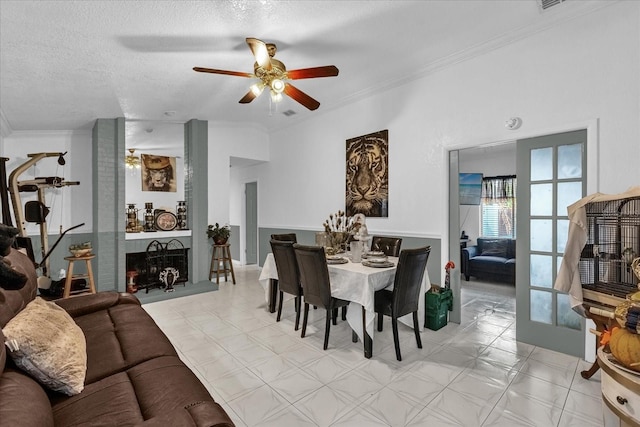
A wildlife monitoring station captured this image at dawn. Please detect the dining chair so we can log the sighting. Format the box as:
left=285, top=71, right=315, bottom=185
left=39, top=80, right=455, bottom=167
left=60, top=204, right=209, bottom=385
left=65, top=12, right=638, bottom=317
left=370, top=236, right=403, bottom=257
left=293, top=244, right=350, bottom=350
left=374, top=246, right=430, bottom=361
left=269, top=239, right=303, bottom=330
left=270, top=233, right=297, bottom=243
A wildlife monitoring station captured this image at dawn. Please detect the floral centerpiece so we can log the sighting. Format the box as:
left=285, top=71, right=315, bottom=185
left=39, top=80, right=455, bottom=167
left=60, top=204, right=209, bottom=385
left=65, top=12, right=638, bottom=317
left=322, top=210, right=361, bottom=255
left=207, top=223, right=230, bottom=245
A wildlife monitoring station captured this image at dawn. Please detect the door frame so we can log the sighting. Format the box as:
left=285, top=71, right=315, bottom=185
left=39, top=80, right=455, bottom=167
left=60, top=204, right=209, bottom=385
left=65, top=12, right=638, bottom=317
left=445, top=118, right=599, bottom=360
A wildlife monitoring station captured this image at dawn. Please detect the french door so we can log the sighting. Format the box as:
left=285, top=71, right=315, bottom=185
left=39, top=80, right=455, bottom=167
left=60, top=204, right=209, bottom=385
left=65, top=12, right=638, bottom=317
left=515, top=129, right=587, bottom=357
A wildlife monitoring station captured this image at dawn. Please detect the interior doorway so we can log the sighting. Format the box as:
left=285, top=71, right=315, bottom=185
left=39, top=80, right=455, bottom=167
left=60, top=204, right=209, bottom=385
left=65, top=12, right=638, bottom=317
left=457, top=142, right=518, bottom=325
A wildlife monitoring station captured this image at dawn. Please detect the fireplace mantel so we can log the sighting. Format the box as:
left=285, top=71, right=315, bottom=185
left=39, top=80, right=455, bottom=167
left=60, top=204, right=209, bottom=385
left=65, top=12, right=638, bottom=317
left=125, top=230, right=192, bottom=240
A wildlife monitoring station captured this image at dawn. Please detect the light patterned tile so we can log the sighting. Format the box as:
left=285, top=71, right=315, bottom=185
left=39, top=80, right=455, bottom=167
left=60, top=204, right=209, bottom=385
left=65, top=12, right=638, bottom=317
left=484, top=387, right=563, bottom=427
left=146, top=266, right=605, bottom=427
left=332, top=406, right=391, bottom=426
left=386, top=369, right=445, bottom=405
left=355, top=357, right=407, bottom=386
left=557, top=406, right=604, bottom=427
left=507, top=372, right=569, bottom=408
left=279, top=343, right=326, bottom=367
left=328, top=370, right=385, bottom=404
left=360, top=387, right=425, bottom=426
left=214, top=368, right=266, bottom=402
left=258, top=405, right=317, bottom=427
left=268, top=369, right=324, bottom=403
left=410, top=358, right=466, bottom=387
left=304, top=354, right=353, bottom=384
left=226, top=384, right=288, bottom=426
left=296, top=385, right=358, bottom=427
left=478, top=345, right=527, bottom=370
left=424, top=388, right=493, bottom=427
left=490, top=336, right=535, bottom=357
left=519, top=357, right=576, bottom=389
left=562, top=389, right=603, bottom=421
left=247, top=354, right=300, bottom=383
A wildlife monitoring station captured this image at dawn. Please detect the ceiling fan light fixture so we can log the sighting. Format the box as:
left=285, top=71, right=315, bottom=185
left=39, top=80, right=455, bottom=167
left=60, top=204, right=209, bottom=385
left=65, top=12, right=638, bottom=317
left=250, top=82, right=265, bottom=97
left=270, top=78, right=285, bottom=94
left=125, top=148, right=141, bottom=169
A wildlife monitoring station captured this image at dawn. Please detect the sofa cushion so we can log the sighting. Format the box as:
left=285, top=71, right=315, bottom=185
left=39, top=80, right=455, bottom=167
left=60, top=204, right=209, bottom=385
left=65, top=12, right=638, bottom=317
left=50, top=356, right=222, bottom=426
left=73, top=302, right=178, bottom=384
left=2, top=297, right=87, bottom=395
left=0, top=369, right=55, bottom=427
left=479, top=239, right=508, bottom=258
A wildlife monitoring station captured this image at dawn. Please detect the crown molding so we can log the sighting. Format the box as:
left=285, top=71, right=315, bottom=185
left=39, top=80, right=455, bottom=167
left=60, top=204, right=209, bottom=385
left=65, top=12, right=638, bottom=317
left=333, top=0, right=617, bottom=110
left=0, top=109, right=12, bottom=137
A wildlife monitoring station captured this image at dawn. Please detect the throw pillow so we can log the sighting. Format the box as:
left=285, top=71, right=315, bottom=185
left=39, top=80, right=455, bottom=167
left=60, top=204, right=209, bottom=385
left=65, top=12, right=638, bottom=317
left=2, top=297, right=87, bottom=395
left=480, top=239, right=508, bottom=258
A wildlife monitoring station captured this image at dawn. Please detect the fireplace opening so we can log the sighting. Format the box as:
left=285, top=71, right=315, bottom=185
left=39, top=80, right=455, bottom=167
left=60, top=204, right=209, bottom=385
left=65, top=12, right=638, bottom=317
left=126, top=239, right=189, bottom=293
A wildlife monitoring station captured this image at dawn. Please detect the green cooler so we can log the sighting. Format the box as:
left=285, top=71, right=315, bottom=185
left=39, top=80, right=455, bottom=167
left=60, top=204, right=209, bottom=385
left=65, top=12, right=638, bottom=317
left=425, top=286, right=453, bottom=331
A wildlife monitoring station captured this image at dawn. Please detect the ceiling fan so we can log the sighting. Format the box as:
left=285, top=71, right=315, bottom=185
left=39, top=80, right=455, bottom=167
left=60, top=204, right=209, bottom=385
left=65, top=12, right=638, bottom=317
left=193, top=37, right=339, bottom=111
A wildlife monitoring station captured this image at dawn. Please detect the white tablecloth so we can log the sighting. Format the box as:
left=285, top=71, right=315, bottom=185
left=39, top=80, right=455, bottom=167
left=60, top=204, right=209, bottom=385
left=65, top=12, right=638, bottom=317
left=259, top=253, right=430, bottom=343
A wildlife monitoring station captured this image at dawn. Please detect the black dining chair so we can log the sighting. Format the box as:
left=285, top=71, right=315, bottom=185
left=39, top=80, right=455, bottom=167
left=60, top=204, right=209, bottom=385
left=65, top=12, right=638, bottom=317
left=371, top=236, right=403, bottom=257
left=293, top=244, right=350, bottom=350
left=270, top=233, right=297, bottom=243
left=374, top=246, right=430, bottom=361
left=269, top=239, right=303, bottom=330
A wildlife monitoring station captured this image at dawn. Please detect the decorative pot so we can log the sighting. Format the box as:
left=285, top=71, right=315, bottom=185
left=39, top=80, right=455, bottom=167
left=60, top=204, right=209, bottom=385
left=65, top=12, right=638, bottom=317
left=213, top=237, right=228, bottom=245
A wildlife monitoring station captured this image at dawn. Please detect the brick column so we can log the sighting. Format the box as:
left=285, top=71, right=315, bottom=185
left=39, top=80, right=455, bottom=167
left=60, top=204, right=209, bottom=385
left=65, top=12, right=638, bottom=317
left=92, top=118, right=126, bottom=291
left=184, top=119, right=208, bottom=283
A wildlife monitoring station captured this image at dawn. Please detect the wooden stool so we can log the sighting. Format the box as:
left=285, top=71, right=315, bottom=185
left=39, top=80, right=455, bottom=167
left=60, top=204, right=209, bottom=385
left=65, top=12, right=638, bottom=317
left=209, top=243, right=236, bottom=284
left=63, top=254, right=97, bottom=298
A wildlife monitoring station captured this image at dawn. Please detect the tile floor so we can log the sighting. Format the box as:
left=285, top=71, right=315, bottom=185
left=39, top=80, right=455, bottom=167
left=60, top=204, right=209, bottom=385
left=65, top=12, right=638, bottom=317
left=142, top=266, right=604, bottom=427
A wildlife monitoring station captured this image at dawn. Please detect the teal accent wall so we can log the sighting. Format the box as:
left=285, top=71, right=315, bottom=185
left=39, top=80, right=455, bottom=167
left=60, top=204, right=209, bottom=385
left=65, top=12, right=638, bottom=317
left=258, top=228, right=441, bottom=285
left=230, top=225, right=240, bottom=260
left=184, top=119, right=209, bottom=283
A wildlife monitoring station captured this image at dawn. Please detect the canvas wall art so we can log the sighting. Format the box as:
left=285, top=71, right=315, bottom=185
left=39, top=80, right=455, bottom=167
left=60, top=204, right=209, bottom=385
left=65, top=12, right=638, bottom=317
left=345, top=129, right=389, bottom=217
left=141, top=154, right=177, bottom=192
left=459, top=173, right=483, bottom=205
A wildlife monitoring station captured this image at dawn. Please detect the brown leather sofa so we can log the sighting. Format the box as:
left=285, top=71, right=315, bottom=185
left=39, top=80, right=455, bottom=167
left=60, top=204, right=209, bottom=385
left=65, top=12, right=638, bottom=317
left=0, top=248, right=234, bottom=427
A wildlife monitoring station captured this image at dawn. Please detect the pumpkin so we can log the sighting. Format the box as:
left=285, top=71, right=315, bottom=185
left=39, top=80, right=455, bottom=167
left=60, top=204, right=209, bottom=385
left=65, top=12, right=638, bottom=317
left=609, top=327, right=640, bottom=372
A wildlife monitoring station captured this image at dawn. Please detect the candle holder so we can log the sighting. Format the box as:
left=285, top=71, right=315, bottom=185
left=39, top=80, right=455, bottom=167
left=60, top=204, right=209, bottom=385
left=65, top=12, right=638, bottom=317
left=176, top=201, right=188, bottom=230
left=144, top=202, right=155, bottom=232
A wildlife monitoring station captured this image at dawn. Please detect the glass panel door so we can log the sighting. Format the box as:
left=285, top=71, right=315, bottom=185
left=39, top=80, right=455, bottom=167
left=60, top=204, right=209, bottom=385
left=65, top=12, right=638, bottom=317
left=516, top=130, right=587, bottom=357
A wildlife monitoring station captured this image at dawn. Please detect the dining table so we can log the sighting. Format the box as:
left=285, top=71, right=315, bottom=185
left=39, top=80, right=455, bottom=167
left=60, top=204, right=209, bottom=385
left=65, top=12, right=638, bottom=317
left=258, top=252, right=431, bottom=358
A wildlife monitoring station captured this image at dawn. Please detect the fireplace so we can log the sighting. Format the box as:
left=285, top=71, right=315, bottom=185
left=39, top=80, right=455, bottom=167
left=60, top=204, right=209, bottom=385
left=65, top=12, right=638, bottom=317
left=126, top=239, right=189, bottom=293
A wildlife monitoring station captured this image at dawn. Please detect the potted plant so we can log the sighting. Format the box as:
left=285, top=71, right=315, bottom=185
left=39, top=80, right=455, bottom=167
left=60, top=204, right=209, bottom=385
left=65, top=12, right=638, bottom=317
left=207, top=223, right=230, bottom=245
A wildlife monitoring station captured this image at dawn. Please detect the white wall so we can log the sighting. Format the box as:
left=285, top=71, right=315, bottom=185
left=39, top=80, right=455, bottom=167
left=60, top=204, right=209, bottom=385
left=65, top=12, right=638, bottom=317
left=2, top=131, right=92, bottom=236
left=208, top=123, right=269, bottom=227
left=244, top=1, right=639, bottom=251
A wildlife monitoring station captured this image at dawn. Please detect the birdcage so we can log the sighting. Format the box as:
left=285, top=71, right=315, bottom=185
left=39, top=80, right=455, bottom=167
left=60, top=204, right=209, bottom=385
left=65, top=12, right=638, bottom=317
left=579, top=196, right=640, bottom=301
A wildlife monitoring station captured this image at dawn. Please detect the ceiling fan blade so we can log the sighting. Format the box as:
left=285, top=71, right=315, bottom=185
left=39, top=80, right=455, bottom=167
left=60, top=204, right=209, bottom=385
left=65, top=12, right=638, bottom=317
left=283, top=83, right=320, bottom=111
left=239, top=89, right=258, bottom=104
left=193, top=67, right=253, bottom=78
left=246, top=38, right=272, bottom=70
left=287, top=66, right=339, bottom=80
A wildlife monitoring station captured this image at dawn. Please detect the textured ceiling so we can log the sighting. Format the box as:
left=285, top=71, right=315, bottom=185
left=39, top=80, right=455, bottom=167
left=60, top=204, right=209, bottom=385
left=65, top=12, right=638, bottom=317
left=0, top=0, right=611, bottom=136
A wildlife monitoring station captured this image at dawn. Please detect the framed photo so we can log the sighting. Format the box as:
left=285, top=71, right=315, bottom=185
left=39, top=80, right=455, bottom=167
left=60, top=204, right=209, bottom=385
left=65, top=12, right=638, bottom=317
left=459, top=173, right=483, bottom=205
left=141, top=154, right=177, bottom=192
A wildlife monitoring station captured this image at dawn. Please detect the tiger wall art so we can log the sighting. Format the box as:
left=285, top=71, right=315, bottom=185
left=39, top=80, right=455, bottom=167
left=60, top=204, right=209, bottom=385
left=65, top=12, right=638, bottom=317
left=345, top=129, right=389, bottom=217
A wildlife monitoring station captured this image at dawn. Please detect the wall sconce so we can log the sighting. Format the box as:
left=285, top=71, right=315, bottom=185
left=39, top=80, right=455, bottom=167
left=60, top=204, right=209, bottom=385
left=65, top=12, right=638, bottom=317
left=505, top=117, right=522, bottom=130
left=125, top=149, right=141, bottom=169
